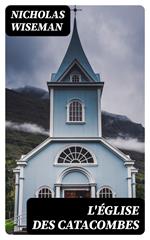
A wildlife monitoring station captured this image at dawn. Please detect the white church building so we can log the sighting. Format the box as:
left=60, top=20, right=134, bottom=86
left=13, top=12, right=138, bottom=231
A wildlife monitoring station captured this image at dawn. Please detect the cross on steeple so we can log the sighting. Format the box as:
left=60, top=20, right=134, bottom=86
left=71, top=5, right=82, bottom=18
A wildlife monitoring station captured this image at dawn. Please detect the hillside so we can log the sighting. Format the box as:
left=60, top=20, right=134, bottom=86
left=102, top=111, right=144, bottom=141
left=6, top=130, right=47, bottom=219
left=6, top=88, right=49, bottom=129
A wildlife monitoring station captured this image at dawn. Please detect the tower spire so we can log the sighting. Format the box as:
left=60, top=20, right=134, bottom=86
left=51, top=7, right=99, bottom=82
left=71, top=5, right=82, bottom=18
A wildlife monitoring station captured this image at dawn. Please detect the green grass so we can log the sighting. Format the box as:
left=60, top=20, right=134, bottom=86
left=5, top=219, right=15, bottom=234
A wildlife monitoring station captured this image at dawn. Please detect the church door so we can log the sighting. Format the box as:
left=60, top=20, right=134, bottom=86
left=64, top=190, right=90, bottom=198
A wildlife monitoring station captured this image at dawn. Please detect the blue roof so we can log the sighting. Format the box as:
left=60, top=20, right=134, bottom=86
left=51, top=18, right=100, bottom=82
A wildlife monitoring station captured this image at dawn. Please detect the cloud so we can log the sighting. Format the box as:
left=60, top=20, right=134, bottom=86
left=6, top=121, right=49, bottom=135
left=107, top=137, right=144, bottom=153
left=6, top=6, right=144, bottom=125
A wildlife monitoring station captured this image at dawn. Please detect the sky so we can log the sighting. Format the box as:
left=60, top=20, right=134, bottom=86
left=6, top=6, right=144, bottom=125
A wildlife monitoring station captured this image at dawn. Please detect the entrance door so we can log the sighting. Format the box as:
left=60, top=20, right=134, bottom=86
left=64, top=190, right=90, bottom=198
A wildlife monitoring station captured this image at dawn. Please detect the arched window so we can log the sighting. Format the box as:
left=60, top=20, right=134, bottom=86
left=57, top=146, right=95, bottom=164
left=67, top=100, right=85, bottom=122
left=98, top=187, right=113, bottom=198
left=70, top=74, right=81, bottom=83
left=38, top=187, right=52, bottom=198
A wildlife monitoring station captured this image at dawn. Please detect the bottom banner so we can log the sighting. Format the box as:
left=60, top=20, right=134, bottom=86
left=27, top=198, right=144, bottom=234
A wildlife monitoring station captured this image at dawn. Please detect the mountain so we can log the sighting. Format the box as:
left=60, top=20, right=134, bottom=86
left=102, top=111, right=144, bottom=141
left=6, top=86, right=144, bottom=141
left=6, top=88, right=49, bottom=130
left=14, top=85, right=49, bottom=99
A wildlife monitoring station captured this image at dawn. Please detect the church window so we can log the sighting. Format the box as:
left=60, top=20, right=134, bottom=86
left=67, top=100, right=85, bottom=122
left=70, top=74, right=81, bottom=83
left=99, top=187, right=113, bottom=198
left=57, top=146, right=94, bottom=164
left=38, top=188, right=52, bottom=198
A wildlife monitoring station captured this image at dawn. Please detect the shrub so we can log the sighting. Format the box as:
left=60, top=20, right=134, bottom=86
left=5, top=219, right=15, bottom=234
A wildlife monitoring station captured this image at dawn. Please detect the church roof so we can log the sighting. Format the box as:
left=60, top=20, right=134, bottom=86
left=51, top=18, right=100, bottom=82
left=16, top=137, right=134, bottom=164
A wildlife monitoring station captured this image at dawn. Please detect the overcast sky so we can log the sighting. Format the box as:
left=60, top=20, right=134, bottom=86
left=6, top=6, right=144, bottom=125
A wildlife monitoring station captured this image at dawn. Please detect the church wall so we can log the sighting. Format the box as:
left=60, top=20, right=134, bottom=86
left=53, top=88, right=100, bottom=137
left=62, top=171, right=89, bottom=184
left=21, top=141, right=128, bottom=225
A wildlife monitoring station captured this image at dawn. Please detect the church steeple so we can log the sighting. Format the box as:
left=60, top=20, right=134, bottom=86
left=51, top=17, right=100, bottom=82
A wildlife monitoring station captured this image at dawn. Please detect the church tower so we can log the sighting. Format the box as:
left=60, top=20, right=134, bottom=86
left=48, top=16, right=104, bottom=138
left=14, top=9, right=137, bottom=231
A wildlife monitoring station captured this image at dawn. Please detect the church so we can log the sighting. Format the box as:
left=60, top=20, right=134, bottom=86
left=13, top=11, right=138, bottom=231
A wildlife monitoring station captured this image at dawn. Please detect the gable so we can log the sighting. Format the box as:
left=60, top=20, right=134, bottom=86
left=59, top=61, right=93, bottom=83
left=16, top=137, right=134, bottom=166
